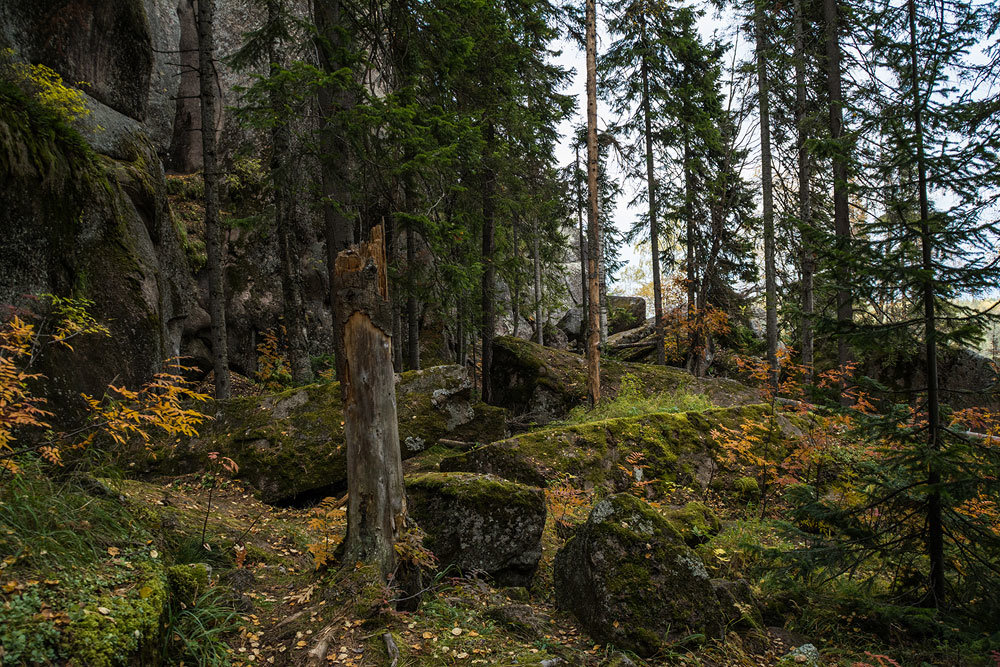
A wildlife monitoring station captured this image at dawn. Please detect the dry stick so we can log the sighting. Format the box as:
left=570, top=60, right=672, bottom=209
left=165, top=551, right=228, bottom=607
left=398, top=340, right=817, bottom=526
left=306, top=619, right=342, bottom=666
left=383, top=633, right=400, bottom=667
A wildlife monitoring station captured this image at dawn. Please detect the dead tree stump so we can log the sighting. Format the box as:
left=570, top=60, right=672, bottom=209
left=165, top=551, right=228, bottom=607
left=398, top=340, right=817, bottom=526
left=334, top=225, right=406, bottom=576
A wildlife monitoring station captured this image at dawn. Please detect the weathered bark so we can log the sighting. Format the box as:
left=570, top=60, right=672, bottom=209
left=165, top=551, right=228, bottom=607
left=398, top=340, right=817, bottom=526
left=684, top=135, right=695, bottom=318
left=640, top=14, right=665, bottom=366
left=794, top=0, right=814, bottom=379
left=196, top=0, right=230, bottom=400
left=386, top=216, right=403, bottom=371
left=406, top=224, right=419, bottom=371
left=754, top=4, right=779, bottom=385
left=334, top=225, right=406, bottom=577
left=269, top=0, right=311, bottom=383
left=907, top=0, right=943, bottom=607
left=481, top=123, right=497, bottom=403
left=576, top=143, right=589, bottom=334
left=512, top=215, right=521, bottom=339
left=585, top=0, right=601, bottom=406
left=532, top=217, right=543, bottom=345
left=314, top=0, right=356, bottom=387
left=824, top=0, right=852, bottom=377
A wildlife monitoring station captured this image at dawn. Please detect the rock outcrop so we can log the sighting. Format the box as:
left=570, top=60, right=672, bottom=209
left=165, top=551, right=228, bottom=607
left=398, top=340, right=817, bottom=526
left=554, top=494, right=728, bottom=657
left=441, top=405, right=808, bottom=496
left=488, top=336, right=758, bottom=423
left=0, top=82, right=200, bottom=404
left=157, top=366, right=506, bottom=505
left=406, top=472, right=545, bottom=586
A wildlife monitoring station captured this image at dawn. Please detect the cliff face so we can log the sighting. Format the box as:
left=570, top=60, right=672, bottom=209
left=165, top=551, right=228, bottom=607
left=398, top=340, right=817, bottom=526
left=0, top=81, right=202, bottom=401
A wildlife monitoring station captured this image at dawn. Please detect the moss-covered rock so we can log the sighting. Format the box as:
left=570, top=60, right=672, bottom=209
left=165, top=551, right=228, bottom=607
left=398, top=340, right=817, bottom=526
left=405, top=472, right=545, bottom=587
left=166, top=562, right=211, bottom=606
left=553, top=494, right=727, bottom=657
left=157, top=365, right=506, bottom=505
left=439, top=404, right=800, bottom=496
left=0, top=79, right=199, bottom=409
left=489, top=336, right=758, bottom=422
left=59, top=561, right=168, bottom=667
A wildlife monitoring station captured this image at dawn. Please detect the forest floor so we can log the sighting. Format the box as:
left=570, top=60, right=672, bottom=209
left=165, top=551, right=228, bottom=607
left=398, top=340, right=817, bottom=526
left=119, top=473, right=805, bottom=667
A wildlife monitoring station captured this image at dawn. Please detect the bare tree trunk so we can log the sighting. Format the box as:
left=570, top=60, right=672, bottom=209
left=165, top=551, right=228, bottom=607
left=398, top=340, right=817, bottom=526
left=314, top=0, right=355, bottom=387
left=512, top=214, right=521, bottom=339
left=794, top=0, right=814, bottom=380
left=684, top=136, right=695, bottom=318
left=406, top=224, right=419, bottom=371
left=335, top=225, right=406, bottom=577
left=269, top=0, right=311, bottom=383
left=480, top=123, right=497, bottom=403
left=576, top=143, right=589, bottom=344
left=907, top=0, right=943, bottom=607
left=585, top=0, right=601, bottom=406
left=197, top=0, right=230, bottom=400
left=640, top=16, right=665, bottom=366
left=754, top=4, right=779, bottom=386
left=824, top=0, right=852, bottom=380
left=533, top=217, right=544, bottom=345
left=386, top=216, right=403, bottom=371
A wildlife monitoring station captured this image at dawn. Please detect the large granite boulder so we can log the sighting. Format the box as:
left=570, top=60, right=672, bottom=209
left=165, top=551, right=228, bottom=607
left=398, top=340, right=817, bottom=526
left=438, top=404, right=807, bottom=496
left=0, top=82, right=199, bottom=407
left=406, top=472, right=545, bottom=586
left=554, top=494, right=728, bottom=657
left=607, top=295, right=646, bottom=335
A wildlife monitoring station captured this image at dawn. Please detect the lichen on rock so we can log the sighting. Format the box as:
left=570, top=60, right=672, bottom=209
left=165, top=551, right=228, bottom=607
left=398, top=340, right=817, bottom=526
left=553, top=494, right=728, bottom=657
left=406, top=472, right=546, bottom=587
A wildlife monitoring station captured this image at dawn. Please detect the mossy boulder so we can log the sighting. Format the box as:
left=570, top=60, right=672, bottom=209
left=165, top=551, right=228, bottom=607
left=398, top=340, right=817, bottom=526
left=553, top=494, right=727, bottom=657
left=0, top=80, right=199, bottom=410
left=158, top=366, right=507, bottom=505
left=489, top=336, right=757, bottom=423
left=58, top=562, right=168, bottom=667
left=405, top=472, right=546, bottom=586
left=439, top=405, right=792, bottom=495
left=607, top=295, right=646, bottom=335
left=166, top=562, right=211, bottom=606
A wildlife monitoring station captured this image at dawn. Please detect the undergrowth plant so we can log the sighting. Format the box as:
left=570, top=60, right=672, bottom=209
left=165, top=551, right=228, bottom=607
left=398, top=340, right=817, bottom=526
left=0, top=296, right=210, bottom=476
left=560, top=372, right=712, bottom=424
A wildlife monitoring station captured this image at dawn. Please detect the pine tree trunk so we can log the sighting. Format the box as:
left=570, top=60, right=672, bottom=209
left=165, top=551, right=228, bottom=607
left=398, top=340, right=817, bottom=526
left=533, top=217, right=544, bottom=345
left=197, top=0, right=230, bottom=400
left=754, top=4, right=779, bottom=385
left=585, top=0, right=601, bottom=406
left=512, top=215, right=521, bottom=339
left=794, top=0, right=815, bottom=380
left=335, top=225, right=406, bottom=577
left=314, top=0, right=355, bottom=387
left=406, top=224, right=419, bottom=371
left=907, top=0, right=943, bottom=607
left=269, top=0, right=311, bottom=384
left=684, top=136, right=695, bottom=318
left=480, top=123, right=497, bottom=403
left=386, top=217, right=403, bottom=371
left=824, top=0, right=852, bottom=378
left=576, top=143, right=589, bottom=341
left=640, top=20, right=665, bottom=366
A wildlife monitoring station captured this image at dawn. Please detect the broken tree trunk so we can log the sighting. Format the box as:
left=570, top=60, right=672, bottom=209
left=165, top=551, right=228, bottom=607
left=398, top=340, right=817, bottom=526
left=334, top=225, right=406, bottom=577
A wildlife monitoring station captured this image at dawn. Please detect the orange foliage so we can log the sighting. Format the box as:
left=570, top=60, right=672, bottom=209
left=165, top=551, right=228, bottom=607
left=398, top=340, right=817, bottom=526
left=0, top=296, right=210, bottom=474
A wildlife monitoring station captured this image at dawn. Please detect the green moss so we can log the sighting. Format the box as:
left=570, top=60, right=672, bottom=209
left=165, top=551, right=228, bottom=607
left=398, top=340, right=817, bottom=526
left=60, top=563, right=168, bottom=667
left=167, top=563, right=210, bottom=606
left=490, top=336, right=759, bottom=419
left=450, top=404, right=783, bottom=495
left=663, top=501, right=722, bottom=546
left=406, top=472, right=541, bottom=513
left=734, top=476, right=761, bottom=499
left=157, top=368, right=506, bottom=504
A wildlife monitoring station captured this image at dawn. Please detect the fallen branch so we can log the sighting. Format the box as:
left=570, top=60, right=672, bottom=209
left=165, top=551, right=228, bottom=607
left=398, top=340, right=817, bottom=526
left=383, top=632, right=400, bottom=667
